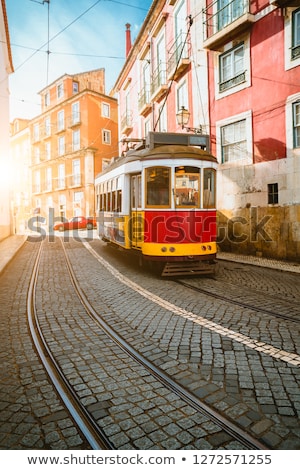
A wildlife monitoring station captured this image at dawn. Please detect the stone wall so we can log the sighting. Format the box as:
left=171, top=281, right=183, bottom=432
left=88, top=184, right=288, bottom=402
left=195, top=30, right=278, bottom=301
left=217, top=205, right=300, bottom=261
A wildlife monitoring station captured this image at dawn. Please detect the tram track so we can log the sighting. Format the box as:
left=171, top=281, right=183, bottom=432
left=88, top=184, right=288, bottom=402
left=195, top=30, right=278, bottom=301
left=174, top=277, right=300, bottom=324
left=27, top=240, right=114, bottom=450
left=28, top=236, right=269, bottom=450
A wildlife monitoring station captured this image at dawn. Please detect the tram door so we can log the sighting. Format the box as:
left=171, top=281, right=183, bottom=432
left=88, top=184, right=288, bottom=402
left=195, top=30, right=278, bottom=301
left=130, top=174, right=143, bottom=249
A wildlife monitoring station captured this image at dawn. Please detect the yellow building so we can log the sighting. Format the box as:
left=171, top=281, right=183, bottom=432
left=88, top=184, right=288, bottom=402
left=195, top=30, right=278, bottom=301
left=9, top=119, right=31, bottom=234
left=29, top=68, right=118, bottom=224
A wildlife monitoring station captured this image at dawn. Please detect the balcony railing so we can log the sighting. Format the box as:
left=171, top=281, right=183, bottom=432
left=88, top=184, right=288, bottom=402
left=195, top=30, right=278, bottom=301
left=167, top=33, right=190, bottom=80
left=150, top=64, right=168, bottom=100
left=121, top=111, right=133, bottom=134
left=138, top=86, right=151, bottom=115
left=203, top=0, right=254, bottom=50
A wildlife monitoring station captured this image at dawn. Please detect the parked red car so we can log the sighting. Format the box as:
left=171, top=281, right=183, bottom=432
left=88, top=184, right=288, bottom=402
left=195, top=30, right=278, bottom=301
left=53, top=216, right=97, bottom=231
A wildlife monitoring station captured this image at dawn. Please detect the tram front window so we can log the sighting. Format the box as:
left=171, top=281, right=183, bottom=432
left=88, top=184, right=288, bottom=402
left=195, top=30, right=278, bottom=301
left=146, top=167, right=170, bottom=207
left=175, top=167, right=200, bottom=208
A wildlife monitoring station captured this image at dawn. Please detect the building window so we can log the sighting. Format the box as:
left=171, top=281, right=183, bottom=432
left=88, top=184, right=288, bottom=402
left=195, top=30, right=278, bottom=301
left=45, top=141, right=51, bottom=160
left=45, top=116, right=51, bottom=136
left=268, top=183, right=278, bottom=205
left=57, top=110, right=65, bottom=131
left=73, top=129, right=80, bottom=151
left=158, top=104, right=167, bottom=132
left=102, top=129, right=111, bottom=144
left=293, top=102, right=300, bottom=148
left=45, top=167, right=52, bottom=191
left=34, top=171, right=41, bottom=193
left=292, top=9, right=300, bottom=60
left=44, top=91, right=50, bottom=107
left=73, top=81, right=79, bottom=94
left=72, top=159, right=81, bottom=186
left=221, top=119, right=247, bottom=163
left=72, top=102, right=80, bottom=124
left=219, top=43, right=245, bottom=92
left=102, top=103, right=110, bottom=118
left=177, top=80, right=188, bottom=112
left=58, top=164, right=65, bottom=189
left=73, top=191, right=83, bottom=216
left=58, top=136, right=65, bottom=156
left=57, top=82, right=64, bottom=99
left=34, top=147, right=40, bottom=164
left=33, top=123, right=40, bottom=142
left=217, top=0, right=245, bottom=31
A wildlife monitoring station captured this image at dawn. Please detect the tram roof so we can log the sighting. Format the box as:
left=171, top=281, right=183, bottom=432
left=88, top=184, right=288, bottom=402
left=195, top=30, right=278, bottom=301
left=96, top=144, right=217, bottom=179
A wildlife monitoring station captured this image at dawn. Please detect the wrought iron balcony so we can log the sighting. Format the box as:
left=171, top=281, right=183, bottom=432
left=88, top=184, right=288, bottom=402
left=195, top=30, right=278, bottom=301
left=203, top=0, right=255, bottom=50
left=121, top=111, right=133, bottom=135
left=167, top=33, right=190, bottom=80
left=150, top=64, right=168, bottom=101
left=138, top=86, right=152, bottom=116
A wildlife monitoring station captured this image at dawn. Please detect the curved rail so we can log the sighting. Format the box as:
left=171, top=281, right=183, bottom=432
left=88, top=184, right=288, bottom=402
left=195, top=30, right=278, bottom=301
left=175, top=279, right=300, bottom=324
left=26, top=239, right=114, bottom=450
left=62, top=239, right=269, bottom=450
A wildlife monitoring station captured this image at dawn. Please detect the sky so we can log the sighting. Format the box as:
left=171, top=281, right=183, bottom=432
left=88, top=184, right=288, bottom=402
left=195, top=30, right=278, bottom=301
left=6, top=0, right=153, bottom=121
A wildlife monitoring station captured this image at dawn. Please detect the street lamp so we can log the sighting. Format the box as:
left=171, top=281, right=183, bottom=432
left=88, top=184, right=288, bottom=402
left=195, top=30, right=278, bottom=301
left=176, top=106, right=202, bottom=134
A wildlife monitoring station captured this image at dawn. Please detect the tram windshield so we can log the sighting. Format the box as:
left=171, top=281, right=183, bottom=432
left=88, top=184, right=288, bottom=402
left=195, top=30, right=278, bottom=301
left=145, top=167, right=170, bottom=207
left=175, top=166, right=199, bottom=208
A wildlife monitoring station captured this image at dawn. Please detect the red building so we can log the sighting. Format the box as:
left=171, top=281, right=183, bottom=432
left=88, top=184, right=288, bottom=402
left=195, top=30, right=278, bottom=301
left=203, top=0, right=300, bottom=260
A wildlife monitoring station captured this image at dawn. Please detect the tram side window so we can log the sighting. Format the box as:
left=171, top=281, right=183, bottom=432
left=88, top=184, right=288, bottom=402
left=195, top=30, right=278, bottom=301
left=146, top=167, right=170, bottom=207
left=175, top=167, right=200, bottom=208
left=203, top=168, right=216, bottom=208
left=113, top=190, right=122, bottom=212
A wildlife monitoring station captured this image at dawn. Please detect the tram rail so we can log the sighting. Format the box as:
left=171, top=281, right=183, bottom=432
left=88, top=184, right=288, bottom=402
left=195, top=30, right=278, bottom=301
left=27, top=240, right=114, bottom=450
left=175, top=278, right=300, bottom=324
left=27, top=236, right=269, bottom=450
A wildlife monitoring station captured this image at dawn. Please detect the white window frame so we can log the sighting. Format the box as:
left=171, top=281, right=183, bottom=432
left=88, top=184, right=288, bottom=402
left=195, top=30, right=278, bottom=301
left=102, top=129, right=111, bottom=145
left=58, top=136, right=65, bottom=156
left=45, top=116, right=51, bottom=136
left=44, top=91, right=50, bottom=107
left=45, top=141, right=51, bottom=160
left=215, top=35, right=251, bottom=100
left=58, top=163, right=65, bottom=189
left=286, top=92, right=300, bottom=157
left=216, top=110, right=253, bottom=166
left=285, top=7, right=300, bottom=71
left=57, top=110, right=65, bottom=131
left=33, top=123, right=40, bottom=142
left=102, top=102, right=110, bottom=118
left=72, top=159, right=81, bottom=186
left=176, top=79, right=188, bottom=112
left=72, top=102, right=80, bottom=124
left=72, top=129, right=80, bottom=151
left=57, top=82, right=64, bottom=100
left=45, top=167, right=52, bottom=191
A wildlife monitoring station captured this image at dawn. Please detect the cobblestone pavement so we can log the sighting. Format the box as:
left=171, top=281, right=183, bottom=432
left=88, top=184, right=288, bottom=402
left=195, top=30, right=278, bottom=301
left=69, top=237, right=300, bottom=449
left=0, top=239, right=90, bottom=450
left=0, top=234, right=299, bottom=449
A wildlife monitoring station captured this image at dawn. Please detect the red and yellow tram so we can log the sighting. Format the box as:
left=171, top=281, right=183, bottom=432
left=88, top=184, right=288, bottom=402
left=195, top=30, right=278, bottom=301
left=95, top=132, right=218, bottom=276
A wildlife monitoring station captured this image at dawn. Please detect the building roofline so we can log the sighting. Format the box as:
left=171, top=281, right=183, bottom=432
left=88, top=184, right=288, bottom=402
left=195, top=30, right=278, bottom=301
left=38, top=67, right=105, bottom=94
left=111, top=0, right=163, bottom=94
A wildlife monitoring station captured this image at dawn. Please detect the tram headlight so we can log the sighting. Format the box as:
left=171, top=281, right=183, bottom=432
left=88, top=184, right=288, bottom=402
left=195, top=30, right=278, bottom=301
left=169, top=247, right=176, bottom=253
left=161, top=247, right=167, bottom=252
left=201, top=246, right=207, bottom=251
